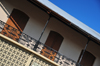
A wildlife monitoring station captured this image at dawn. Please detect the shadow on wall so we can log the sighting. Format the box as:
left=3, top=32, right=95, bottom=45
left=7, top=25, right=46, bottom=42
left=0, top=2, right=10, bottom=17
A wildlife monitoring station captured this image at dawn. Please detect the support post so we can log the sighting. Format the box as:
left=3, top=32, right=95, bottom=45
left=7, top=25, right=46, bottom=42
left=33, top=15, right=51, bottom=51
left=38, top=15, right=51, bottom=42
left=78, top=39, right=90, bottom=65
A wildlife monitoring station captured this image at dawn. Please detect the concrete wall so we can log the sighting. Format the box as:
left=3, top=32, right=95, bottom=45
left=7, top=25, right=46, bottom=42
left=0, top=1, right=8, bottom=22
left=0, top=0, right=100, bottom=66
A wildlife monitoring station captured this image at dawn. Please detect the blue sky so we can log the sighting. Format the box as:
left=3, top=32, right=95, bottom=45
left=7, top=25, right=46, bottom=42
left=49, top=0, right=100, bottom=33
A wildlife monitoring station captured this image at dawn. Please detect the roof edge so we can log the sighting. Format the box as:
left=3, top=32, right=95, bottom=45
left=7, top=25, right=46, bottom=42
left=28, top=0, right=100, bottom=45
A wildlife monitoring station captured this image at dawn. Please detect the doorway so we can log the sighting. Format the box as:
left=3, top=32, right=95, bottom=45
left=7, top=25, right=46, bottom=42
left=1, top=9, right=29, bottom=41
left=78, top=50, right=96, bottom=66
left=41, top=31, right=64, bottom=61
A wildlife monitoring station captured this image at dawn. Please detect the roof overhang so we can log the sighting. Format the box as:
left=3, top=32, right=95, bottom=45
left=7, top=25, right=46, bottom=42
left=28, top=0, right=100, bottom=46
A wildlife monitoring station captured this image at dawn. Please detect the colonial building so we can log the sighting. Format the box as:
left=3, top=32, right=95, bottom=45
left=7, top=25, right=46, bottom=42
left=0, top=0, right=100, bottom=66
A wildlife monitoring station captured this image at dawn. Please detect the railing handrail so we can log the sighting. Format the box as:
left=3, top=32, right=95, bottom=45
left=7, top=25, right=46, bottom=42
left=0, top=20, right=81, bottom=66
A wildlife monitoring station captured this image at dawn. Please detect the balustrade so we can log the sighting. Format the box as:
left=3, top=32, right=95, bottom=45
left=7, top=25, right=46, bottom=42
left=0, top=20, right=81, bottom=66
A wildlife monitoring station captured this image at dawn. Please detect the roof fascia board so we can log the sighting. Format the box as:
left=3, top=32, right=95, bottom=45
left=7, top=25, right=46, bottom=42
left=37, top=0, right=100, bottom=40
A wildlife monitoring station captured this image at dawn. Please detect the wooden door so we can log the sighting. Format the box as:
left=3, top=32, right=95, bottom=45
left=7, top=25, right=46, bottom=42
left=1, top=9, right=29, bottom=41
left=41, top=31, right=64, bottom=61
left=78, top=50, right=96, bottom=66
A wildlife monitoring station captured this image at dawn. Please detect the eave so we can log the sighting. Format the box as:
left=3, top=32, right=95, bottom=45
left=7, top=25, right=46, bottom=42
left=28, top=0, right=100, bottom=46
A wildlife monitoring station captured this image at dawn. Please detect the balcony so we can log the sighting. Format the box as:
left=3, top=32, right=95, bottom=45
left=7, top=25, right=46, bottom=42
left=0, top=20, right=81, bottom=66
